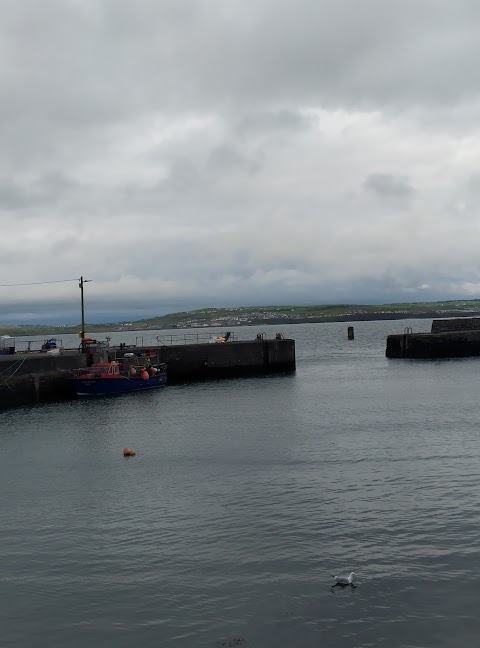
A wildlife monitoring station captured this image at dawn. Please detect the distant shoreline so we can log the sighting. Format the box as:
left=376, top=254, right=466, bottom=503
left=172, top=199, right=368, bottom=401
left=3, top=308, right=480, bottom=338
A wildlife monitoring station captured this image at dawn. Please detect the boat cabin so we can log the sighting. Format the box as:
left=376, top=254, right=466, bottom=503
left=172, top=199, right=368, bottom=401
left=86, top=362, right=121, bottom=378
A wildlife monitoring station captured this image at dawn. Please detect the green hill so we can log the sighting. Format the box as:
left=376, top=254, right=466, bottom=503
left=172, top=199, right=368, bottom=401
left=2, top=299, right=480, bottom=336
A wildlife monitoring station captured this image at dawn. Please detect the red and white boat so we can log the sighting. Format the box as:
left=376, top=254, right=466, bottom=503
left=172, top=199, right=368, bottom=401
left=69, top=360, right=167, bottom=397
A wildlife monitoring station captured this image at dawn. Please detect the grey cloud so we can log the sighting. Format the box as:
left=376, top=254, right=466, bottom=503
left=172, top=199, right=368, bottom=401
left=364, top=173, right=415, bottom=208
left=0, top=179, right=33, bottom=210
left=3, top=0, right=480, bottom=136
left=236, top=110, right=311, bottom=135
left=116, top=145, right=265, bottom=218
left=0, top=173, right=76, bottom=211
left=466, top=174, right=480, bottom=196
left=117, top=158, right=204, bottom=215
left=1, top=0, right=480, bottom=179
left=162, top=157, right=202, bottom=193
left=114, top=1, right=480, bottom=110
left=207, top=144, right=262, bottom=175
left=3, top=0, right=480, bottom=322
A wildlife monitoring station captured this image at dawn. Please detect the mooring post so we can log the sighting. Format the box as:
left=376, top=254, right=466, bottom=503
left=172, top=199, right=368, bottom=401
left=347, top=326, right=354, bottom=340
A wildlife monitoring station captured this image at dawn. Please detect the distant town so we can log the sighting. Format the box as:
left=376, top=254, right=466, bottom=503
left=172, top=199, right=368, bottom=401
left=2, top=300, right=480, bottom=337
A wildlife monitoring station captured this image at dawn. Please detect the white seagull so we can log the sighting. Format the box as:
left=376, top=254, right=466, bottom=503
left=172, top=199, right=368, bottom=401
left=331, top=571, right=356, bottom=588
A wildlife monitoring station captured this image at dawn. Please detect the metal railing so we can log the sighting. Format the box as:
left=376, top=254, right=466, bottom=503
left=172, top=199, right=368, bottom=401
left=0, top=329, right=288, bottom=357
left=154, top=332, right=239, bottom=346
left=14, top=339, right=64, bottom=353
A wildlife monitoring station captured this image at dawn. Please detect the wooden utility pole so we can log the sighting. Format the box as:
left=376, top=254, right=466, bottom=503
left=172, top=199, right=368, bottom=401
left=79, top=276, right=92, bottom=351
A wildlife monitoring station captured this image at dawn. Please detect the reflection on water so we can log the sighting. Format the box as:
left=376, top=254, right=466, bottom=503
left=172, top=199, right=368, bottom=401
left=1, top=319, right=480, bottom=647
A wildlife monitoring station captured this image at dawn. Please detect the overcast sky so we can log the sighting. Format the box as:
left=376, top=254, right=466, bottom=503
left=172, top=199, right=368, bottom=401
left=2, top=0, right=480, bottom=323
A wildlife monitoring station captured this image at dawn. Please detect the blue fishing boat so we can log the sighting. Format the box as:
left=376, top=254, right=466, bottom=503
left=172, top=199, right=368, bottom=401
left=70, top=360, right=167, bottom=397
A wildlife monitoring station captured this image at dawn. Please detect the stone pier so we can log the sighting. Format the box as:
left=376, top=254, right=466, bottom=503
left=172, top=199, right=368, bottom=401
left=0, top=337, right=296, bottom=408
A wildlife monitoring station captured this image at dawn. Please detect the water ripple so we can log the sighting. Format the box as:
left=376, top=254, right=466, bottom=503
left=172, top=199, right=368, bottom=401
left=2, top=321, right=480, bottom=646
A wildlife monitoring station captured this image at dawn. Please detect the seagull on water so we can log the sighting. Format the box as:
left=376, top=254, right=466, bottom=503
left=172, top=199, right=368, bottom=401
left=331, top=572, right=356, bottom=588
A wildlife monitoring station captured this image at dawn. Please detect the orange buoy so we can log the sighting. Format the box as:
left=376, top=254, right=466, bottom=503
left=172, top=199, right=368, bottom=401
left=141, top=369, right=149, bottom=381
left=123, top=448, right=136, bottom=456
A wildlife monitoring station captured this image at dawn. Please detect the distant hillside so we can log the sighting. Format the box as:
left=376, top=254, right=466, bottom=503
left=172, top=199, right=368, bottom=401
left=2, top=299, right=480, bottom=337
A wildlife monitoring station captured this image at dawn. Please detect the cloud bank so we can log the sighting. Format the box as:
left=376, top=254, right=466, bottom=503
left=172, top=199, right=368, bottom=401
left=1, top=0, right=480, bottom=322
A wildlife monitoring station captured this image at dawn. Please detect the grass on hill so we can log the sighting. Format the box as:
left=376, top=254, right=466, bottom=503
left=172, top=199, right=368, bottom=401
left=2, top=299, right=480, bottom=336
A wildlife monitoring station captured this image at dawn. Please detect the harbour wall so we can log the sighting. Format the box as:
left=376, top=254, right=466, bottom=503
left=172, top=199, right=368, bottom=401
left=118, top=339, right=296, bottom=381
left=0, top=352, right=89, bottom=407
left=0, top=338, right=296, bottom=408
left=430, top=317, right=480, bottom=333
left=386, top=329, right=480, bottom=359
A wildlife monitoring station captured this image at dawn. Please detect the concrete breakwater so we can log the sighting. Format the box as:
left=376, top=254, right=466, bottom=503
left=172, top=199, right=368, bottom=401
left=0, top=337, right=296, bottom=408
left=386, top=318, right=480, bottom=358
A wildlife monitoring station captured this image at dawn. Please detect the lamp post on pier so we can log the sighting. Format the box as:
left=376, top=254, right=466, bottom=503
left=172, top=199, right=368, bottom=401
left=79, top=276, right=92, bottom=352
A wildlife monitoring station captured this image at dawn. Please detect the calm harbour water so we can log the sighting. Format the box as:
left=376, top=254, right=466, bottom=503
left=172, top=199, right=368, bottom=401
left=2, top=319, right=480, bottom=647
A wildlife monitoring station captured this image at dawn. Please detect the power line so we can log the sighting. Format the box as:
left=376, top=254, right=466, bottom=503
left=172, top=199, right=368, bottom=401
left=0, top=278, right=80, bottom=287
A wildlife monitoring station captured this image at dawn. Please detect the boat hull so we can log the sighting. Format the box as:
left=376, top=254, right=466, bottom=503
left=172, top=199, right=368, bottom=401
left=70, top=373, right=167, bottom=397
